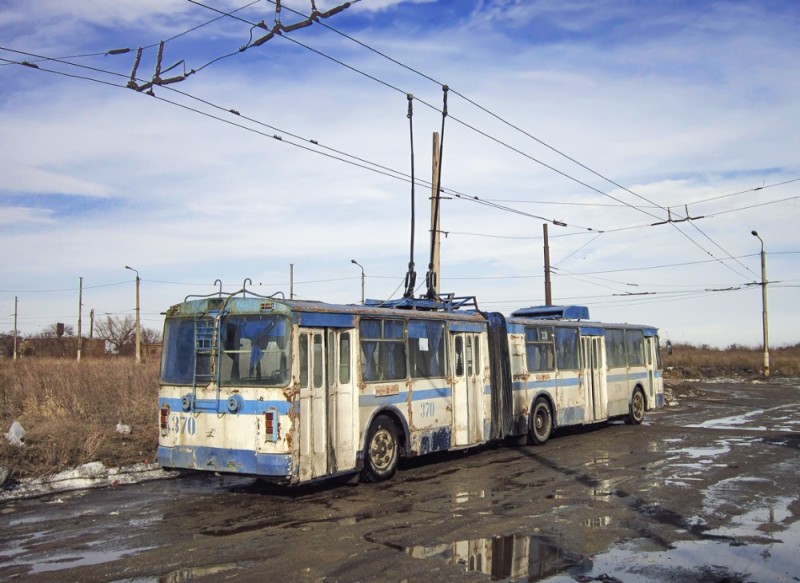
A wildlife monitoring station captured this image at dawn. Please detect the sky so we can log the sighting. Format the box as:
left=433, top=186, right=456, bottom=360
left=1, top=0, right=798, bottom=349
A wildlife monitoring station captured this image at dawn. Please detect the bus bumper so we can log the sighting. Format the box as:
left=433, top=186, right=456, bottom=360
left=157, top=445, right=292, bottom=478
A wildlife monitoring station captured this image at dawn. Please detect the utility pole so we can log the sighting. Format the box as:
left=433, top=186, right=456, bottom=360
left=751, top=230, right=769, bottom=377
left=351, top=259, right=365, bottom=304
left=290, top=263, right=294, bottom=300
left=542, top=224, right=552, bottom=306
left=429, top=132, right=441, bottom=295
left=77, top=276, right=83, bottom=361
left=89, top=308, right=95, bottom=338
left=125, top=266, right=141, bottom=364
left=13, top=296, right=18, bottom=361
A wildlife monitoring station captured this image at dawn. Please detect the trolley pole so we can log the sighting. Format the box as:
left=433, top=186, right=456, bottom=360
left=751, top=231, right=769, bottom=378
left=430, top=132, right=441, bottom=296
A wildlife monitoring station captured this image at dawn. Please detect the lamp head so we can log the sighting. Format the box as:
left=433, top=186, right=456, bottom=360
left=751, top=230, right=759, bottom=237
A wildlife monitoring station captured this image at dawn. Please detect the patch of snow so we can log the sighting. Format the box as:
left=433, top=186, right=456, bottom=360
left=0, top=462, right=178, bottom=501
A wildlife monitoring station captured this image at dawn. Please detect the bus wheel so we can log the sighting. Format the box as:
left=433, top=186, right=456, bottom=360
left=362, top=415, right=400, bottom=483
left=528, top=398, right=552, bottom=445
left=626, top=389, right=646, bottom=425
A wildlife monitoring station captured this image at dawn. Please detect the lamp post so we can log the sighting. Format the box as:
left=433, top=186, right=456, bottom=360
left=125, top=265, right=142, bottom=364
left=351, top=259, right=365, bottom=305
left=750, top=231, right=769, bottom=378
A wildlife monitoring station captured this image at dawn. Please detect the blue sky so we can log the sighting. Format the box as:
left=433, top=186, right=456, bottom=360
left=1, top=0, right=798, bottom=348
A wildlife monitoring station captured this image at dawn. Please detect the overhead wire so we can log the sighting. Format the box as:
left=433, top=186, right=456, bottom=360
left=3, top=8, right=796, bottom=285
left=183, top=1, right=766, bottom=283
left=1, top=46, right=600, bottom=233
left=3, top=48, right=790, bottom=283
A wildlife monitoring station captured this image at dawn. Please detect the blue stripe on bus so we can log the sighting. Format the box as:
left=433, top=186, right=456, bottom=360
left=158, top=445, right=292, bottom=476
left=507, top=370, right=658, bottom=392
left=448, top=321, right=485, bottom=333
left=512, top=376, right=582, bottom=391
left=295, top=311, right=355, bottom=328
left=159, top=397, right=292, bottom=415
left=359, top=386, right=452, bottom=408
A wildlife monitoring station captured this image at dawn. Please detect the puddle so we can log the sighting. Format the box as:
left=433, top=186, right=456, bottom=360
left=660, top=437, right=755, bottom=487
left=541, top=496, right=800, bottom=582
left=109, top=562, right=240, bottom=583
left=686, top=404, right=800, bottom=432
left=547, top=518, right=800, bottom=582
left=405, top=534, right=591, bottom=581
left=1, top=544, right=157, bottom=575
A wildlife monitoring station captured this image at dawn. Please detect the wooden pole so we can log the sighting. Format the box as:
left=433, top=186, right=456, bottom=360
left=543, top=224, right=552, bottom=306
left=13, top=296, right=18, bottom=361
left=77, top=276, right=83, bottom=361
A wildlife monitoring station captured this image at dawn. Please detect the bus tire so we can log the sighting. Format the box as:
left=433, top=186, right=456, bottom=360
left=362, top=415, right=400, bottom=483
left=528, top=398, right=552, bottom=445
left=626, top=388, right=646, bottom=425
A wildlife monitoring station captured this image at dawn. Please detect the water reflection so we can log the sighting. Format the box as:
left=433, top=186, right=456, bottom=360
left=406, top=534, right=591, bottom=581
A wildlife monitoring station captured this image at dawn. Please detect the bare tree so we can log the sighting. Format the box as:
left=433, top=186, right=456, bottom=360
left=95, top=315, right=136, bottom=355
left=141, top=326, right=162, bottom=344
left=94, top=315, right=161, bottom=355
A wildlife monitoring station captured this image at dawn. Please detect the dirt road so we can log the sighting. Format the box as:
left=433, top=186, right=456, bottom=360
left=1, top=379, right=799, bottom=582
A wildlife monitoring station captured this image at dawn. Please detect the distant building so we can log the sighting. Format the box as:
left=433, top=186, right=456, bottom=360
left=18, top=337, right=107, bottom=358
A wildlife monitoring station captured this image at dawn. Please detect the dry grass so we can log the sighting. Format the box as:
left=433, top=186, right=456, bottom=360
left=1, top=358, right=159, bottom=480
left=663, top=342, right=800, bottom=379
left=2, top=343, right=798, bottom=481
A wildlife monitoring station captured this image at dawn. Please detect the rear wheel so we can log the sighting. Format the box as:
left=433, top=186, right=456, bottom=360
left=362, top=415, right=400, bottom=482
left=528, top=397, right=552, bottom=445
left=626, top=388, right=646, bottom=425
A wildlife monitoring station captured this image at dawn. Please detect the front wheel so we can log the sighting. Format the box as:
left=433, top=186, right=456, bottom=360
left=528, top=397, right=552, bottom=445
left=626, top=389, right=646, bottom=425
left=362, top=415, right=400, bottom=483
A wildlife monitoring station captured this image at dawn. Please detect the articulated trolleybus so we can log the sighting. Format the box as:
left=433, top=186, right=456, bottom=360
left=158, top=289, right=663, bottom=485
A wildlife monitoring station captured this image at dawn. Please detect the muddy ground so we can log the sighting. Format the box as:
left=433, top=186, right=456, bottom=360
left=1, top=379, right=799, bottom=582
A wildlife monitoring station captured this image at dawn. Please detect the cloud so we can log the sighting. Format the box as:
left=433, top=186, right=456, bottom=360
left=0, top=206, right=57, bottom=226
left=0, top=0, right=798, bottom=347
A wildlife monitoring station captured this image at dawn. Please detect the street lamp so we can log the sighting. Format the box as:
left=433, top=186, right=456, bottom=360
left=750, top=231, right=769, bottom=378
left=125, top=265, right=142, bottom=364
left=351, top=259, right=365, bottom=305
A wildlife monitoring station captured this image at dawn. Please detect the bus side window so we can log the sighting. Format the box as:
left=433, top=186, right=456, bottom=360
left=555, top=328, right=579, bottom=370
left=474, top=335, right=481, bottom=376
left=299, top=333, right=309, bottom=388
left=466, top=335, right=474, bottom=376
left=339, top=332, right=351, bottom=384
left=455, top=336, right=465, bottom=377
left=313, top=334, right=323, bottom=388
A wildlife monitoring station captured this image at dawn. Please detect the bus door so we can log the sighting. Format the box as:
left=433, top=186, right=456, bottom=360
left=298, top=330, right=326, bottom=480
left=327, top=329, right=357, bottom=473
left=644, top=335, right=657, bottom=405
left=298, top=328, right=357, bottom=481
left=451, top=332, right=484, bottom=446
left=581, top=335, right=608, bottom=422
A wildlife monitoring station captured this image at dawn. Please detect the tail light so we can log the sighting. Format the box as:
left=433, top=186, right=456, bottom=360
left=264, top=409, right=278, bottom=442
left=160, top=404, right=170, bottom=433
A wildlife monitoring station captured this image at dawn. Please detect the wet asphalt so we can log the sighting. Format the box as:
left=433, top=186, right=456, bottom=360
left=1, top=379, right=799, bottom=582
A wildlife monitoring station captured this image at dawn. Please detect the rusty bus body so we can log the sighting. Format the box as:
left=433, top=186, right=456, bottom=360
left=157, top=291, right=663, bottom=485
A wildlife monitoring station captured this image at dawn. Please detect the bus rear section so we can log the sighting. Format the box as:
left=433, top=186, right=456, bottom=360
left=157, top=301, right=297, bottom=482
